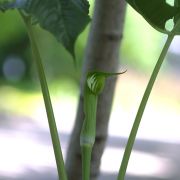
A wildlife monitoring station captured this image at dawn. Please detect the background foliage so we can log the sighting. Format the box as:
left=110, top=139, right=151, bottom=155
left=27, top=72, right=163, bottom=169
left=0, top=2, right=165, bottom=87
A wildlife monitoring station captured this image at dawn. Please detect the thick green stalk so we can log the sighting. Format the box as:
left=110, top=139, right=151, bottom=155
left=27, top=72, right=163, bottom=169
left=80, top=72, right=126, bottom=180
left=20, top=13, right=67, bottom=180
left=81, top=146, right=93, bottom=180
left=117, top=20, right=180, bottom=180
left=80, top=85, right=98, bottom=180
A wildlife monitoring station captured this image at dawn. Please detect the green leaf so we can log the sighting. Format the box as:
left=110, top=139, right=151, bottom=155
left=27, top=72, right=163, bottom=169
left=175, top=0, right=180, bottom=6
left=126, top=0, right=180, bottom=34
left=0, top=0, right=91, bottom=57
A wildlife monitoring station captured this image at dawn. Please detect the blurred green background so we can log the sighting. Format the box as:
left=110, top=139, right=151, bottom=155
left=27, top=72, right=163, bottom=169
left=0, top=1, right=179, bottom=123
left=1, top=2, right=180, bottom=180
left=0, top=1, right=177, bottom=118
left=0, top=4, right=163, bottom=92
left=0, top=3, right=164, bottom=84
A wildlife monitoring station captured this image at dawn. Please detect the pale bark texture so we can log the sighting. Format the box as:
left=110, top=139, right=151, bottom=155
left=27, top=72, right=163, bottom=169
left=66, top=0, right=126, bottom=179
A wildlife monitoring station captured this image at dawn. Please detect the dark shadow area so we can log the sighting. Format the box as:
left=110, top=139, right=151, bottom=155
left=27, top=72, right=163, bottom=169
left=100, top=172, right=171, bottom=180
left=0, top=167, right=57, bottom=180
left=106, top=135, right=180, bottom=157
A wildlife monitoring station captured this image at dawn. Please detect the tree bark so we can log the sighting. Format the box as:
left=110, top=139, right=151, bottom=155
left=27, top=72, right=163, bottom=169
left=66, top=0, right=126, bottom=179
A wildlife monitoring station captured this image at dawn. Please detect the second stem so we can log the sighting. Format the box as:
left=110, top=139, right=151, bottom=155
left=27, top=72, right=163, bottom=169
left=117, top=19, right=180, bottom=180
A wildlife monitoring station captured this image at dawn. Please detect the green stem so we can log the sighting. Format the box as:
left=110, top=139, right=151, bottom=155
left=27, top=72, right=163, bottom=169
left=81, top=146, right=93, bottom=180
left=20, top=13, right=67, bottom=180
left=80, top=86, right=97, bottom=180
left=117, top=20, right=180, bottom=180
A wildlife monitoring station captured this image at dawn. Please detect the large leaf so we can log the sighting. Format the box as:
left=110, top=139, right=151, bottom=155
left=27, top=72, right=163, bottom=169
left=0, top=0, right=91, bottom=57
left=126, top=0, right=180, bottom=34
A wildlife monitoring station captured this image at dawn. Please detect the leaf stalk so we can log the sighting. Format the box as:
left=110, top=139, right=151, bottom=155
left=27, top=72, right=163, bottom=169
left=20, top=12, right=67, bottom=180
left=117, top=19, right=180, bottom=180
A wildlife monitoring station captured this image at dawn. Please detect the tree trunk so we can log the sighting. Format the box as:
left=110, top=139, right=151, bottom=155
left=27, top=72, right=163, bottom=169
left=66, top=0, right=126, bottom=179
